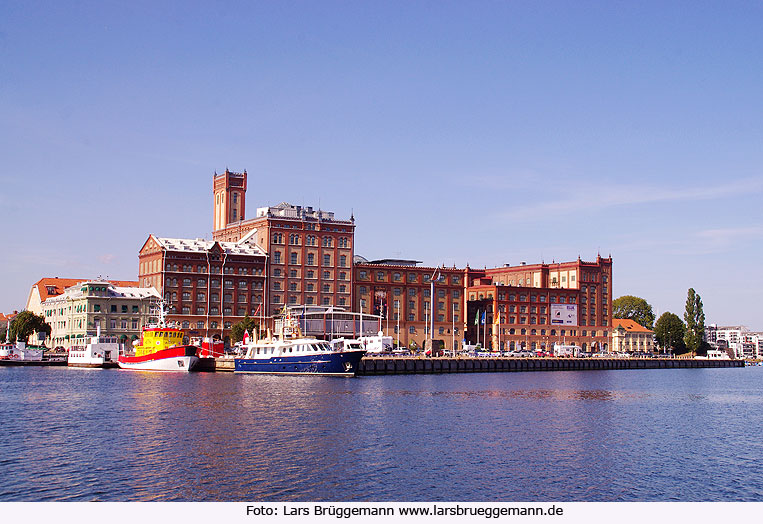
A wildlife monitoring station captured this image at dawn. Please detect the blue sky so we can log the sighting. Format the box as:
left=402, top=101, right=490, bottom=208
left=1, top=1, right=762, bottom=328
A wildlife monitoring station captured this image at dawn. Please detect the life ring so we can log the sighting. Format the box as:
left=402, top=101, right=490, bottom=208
left=344, top=362, right=353, bottom=372
left=11, top=354, right=20, bottom=359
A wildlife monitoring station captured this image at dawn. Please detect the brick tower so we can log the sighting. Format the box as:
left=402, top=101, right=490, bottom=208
left=213, top=169, right=247, bottom=232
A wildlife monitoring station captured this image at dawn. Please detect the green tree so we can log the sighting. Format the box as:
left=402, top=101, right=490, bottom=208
left=653, top=312, right=686, bottom=354
left=684, top=288, right=706, bottom=356
left=9, top=311, right=51, bottom=343
left=230, top=315, right=258, bottom=343
left=612, top=295, right=655, bottom=329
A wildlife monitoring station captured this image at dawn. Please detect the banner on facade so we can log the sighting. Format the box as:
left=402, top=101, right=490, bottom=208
left=550, top=304, right=577, bottom=325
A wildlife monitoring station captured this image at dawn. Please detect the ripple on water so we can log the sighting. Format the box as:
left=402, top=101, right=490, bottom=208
left=1, top=367, right=763, bottom=500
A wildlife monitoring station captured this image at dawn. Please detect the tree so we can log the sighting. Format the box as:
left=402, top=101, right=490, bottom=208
left=612, top=295, right=655, bottom=329
left=230, top=315, right=258, bottom=343
left=653, top=312, right=686, bottom=354
left=9, top=311, right=51, bottom=343
left=684, top=288, right=706, bottom=356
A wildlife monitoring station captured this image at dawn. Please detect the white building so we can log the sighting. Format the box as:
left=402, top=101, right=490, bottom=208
left=42, top=281, right=160, bottom=349
left=706, top=325, right=762, bottom=359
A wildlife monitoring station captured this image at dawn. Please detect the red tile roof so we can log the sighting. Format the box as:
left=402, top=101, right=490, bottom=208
left=613, top=318, right=653, bottom=333
left=32, top=277, right=139, bottom=302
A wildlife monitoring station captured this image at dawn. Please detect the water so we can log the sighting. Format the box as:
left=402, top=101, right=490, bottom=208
left=1, top=366, right=762, bottom=501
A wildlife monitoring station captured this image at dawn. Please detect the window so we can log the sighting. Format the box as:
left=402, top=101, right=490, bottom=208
left=376, top=271, right=385, bottom=281
left=290, top=252, right=298, bottom=264
left=339, top=255, right=347, bottom=267
left=289, top=283, right=297, bottom=291
left=409, top=326, right=416, bottom=334
left=197, top=321, right=204, bottom=329
left=307, top=253, right=315, bottom=266
left=323, top=254, right=331, bottom=266
left=323, top=270, right=330, bottom=279
left=408, top=288, right=416, bottom=296
left=274, top=251, right=282, bottom=264
left=408, top=313, right=415, bottom=321
left=94, top=304, right=101, bottom=312
left=121, top=305, right=128, bottom=313
left=132, top=305, right=139, bottom=313
left=409, top=300, right=415, bottom=309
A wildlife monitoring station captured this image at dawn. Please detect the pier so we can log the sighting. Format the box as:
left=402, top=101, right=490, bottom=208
left=202, top=355, right=744, bottom=373
left=356, top=356, right=743, bottom=375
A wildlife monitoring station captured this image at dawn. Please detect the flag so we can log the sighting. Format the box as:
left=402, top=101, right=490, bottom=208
left=474, top=310, right=480, bottom=325
left=481, top=312, right=486, bottom=325
left=253, top=304, right=261, bottom=316
left=243, top=329, right=250, bottom=344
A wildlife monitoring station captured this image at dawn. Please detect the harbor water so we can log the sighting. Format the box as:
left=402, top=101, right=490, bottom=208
left=1, top=366, right=762, bottom=501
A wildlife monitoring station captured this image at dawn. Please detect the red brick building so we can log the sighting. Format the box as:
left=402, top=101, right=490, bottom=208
left=211, top=169, right=355, bottom=318
left=353, top=259, right=465, bottom=350
left=138, top=234, right=266, bottom=341
left=464, top=256, right=613, bottom=352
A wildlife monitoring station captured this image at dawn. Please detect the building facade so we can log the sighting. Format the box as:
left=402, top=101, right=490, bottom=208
left=706, top=325, right=762, bottom=359
left=611, top=319, right=654, bottom=354
left=27, top=277, right=138, bottom=315
left=353, top=259, right=464, bottom=350
left=210, top=170, right=356, bottom=319
left=138, top=234, right=267, bottom=341
left=463, top=256, right=613, bottom=352
left=41, top=281, right=160, bottom=349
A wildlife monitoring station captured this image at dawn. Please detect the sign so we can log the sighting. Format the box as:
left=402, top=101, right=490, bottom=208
left=550, top=304, right=577, bottom=325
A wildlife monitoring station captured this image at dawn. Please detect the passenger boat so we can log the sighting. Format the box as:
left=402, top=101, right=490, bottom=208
left=68, top=329, right=120, bottom=368
left=234, top=310, right=366, bottom=376
left=0, top=341, right=44, bottom=362
left=118, top=304, right=199, bottom=372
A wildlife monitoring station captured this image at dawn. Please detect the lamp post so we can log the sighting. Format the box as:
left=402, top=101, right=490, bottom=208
left=428, top=268, right=440, bottom=352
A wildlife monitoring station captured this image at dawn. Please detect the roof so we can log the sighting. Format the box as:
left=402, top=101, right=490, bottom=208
left=151, top=235, right=266, bottom=257
left=613, top=318, right=653, bottom=333
left=0, top=312, right=17, bottom=322
left=31, top=277, right=139, bottom=302
left=43, top=281, right=161, bottom=303
left=367, top=259, right=423, bottom=266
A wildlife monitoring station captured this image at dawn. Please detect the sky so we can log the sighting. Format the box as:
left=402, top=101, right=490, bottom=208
left=1, top=1, right=762, bottom=329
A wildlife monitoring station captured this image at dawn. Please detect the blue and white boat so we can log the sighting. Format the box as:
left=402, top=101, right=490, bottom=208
left=234, top=337, right=365, bottom=376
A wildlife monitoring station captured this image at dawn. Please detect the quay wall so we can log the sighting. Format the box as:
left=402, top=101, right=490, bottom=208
left=356, top=357, right=743, bottom=375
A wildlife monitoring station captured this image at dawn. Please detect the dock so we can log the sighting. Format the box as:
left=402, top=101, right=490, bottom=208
left=201, top=355, right=744, bottom=374
left=356, top=356, right=743, bottom=375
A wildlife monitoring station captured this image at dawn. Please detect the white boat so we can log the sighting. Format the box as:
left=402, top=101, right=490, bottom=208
left=68, top=332, right=121, bottom=368
left=0, top=341, right=44, bottom=362
left=235, top=310, right=365, bottom=376
left=235, top=337, right=366, bottom=376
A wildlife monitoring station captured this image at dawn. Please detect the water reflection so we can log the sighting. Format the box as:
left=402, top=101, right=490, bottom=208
left=1, top=367, right=762, bottom=501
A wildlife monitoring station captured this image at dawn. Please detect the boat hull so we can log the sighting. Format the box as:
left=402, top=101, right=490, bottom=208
left=234, top=350, right=365, bottom=376
left=118, top=345, right=200, bottom=372
left=68, top=361, right=119, bottom=369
